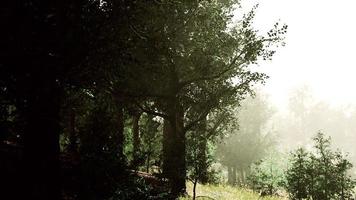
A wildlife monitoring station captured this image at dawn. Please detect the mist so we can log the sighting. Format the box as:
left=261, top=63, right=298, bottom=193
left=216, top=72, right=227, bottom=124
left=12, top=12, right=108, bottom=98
left=2, top=0, right=356, bottom=199
left=271, top=85, right=356, bottom=155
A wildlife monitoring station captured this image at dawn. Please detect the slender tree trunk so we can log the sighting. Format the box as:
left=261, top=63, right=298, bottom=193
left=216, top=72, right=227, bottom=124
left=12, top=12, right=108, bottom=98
left=228, top=165, right=237, bottom=185
left=68, top=108, right=77, bottom=153
left=23, top=77, right=61, bottom=200
left=309, top=163, right=314, bottom=199
left=240, top=168, right=245, bottom=184
left=132, top=112, right=141, bottom=167
left=193, top=178, right=198, bottom=200
left=117, top=104, right=124, bottom=161
left=236, top=169, right=241, bottom=185
left=228, top=166, right=233, bottom=185
left=232, top=166, right=237, bottom=185
left=146, top=152, right=150, bottom=173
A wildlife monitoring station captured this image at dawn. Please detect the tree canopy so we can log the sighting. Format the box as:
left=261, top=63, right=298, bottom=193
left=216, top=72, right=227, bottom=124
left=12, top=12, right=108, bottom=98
left=0, top=0, right=287, bottom=199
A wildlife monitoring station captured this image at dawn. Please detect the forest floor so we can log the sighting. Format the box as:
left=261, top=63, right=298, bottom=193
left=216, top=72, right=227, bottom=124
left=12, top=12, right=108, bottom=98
left=179, top=182, right=287, bottom=200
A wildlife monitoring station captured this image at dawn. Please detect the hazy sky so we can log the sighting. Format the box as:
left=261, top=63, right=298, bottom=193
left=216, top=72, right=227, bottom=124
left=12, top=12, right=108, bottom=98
left=239, top=0, right=356, bottom=109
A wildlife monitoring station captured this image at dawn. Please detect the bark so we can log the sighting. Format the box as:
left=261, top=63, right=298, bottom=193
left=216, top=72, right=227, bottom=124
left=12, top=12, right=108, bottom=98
left=117, top=104, right=124, bottom=161
left=132, top=112, right=141, bottom=166
left=197, top=118, right=208, bottom=184
left=161, top=72, right=189, bottom=196
left=172, top=106, right=186, bottom=196
left=162, top=102, right=186, bottom=196
left=162, top=119, right=171, bottom=176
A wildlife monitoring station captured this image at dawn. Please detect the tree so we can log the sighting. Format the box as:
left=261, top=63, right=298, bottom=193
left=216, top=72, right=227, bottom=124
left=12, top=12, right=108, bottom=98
left=128, top=108, right=143, bottom=168
left=285, top=132, right=356, bottom=200
left=217, top=91, right=276, bottom=185
left=0, top=0, right=286, bottom=198
left=186, top=120, right=211, bottom=200
left=129, top=2, right=286, bottom=195
left=285, top=148, right=310, bottom=200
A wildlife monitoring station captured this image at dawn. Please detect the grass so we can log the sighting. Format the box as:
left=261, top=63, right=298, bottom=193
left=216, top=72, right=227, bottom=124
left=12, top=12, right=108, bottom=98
left=179, top=182, right=287, bottom=200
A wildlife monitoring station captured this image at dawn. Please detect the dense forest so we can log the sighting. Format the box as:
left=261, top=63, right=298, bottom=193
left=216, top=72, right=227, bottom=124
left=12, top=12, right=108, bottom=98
left=1, top=1, right=355, bottom=200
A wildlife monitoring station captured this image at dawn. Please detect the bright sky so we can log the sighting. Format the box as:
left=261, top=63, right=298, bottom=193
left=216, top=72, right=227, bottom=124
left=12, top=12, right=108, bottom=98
left=240, top=0, right=356, bottom=109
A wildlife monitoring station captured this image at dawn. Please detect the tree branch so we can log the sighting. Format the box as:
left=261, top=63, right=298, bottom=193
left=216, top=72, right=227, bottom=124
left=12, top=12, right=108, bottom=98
left=184, top=107, right=211, bottom=132
left=135, top=102, right=168, bottom=119
left=179, top=51, right=246, bottom=88
left=206, top=113, right=230, bottom=139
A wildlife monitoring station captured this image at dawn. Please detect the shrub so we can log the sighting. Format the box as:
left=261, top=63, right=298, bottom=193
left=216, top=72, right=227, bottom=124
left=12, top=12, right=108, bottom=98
left=247, top=151, right=287, bottom=196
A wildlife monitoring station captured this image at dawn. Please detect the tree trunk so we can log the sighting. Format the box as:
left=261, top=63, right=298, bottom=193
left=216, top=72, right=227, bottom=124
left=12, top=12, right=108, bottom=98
left=68, top=108, right=77, bottom=153
left=232, top=166, right=237, bottom=185
left=23, top=78, right=61, bottom=200
left=173, top=106, right=186, bottom=196
left=162, top=103, right=186, bottom=196
left=117, top=104, right=124, bottom=161
left=146, top=152, right=151, bottom=173
left=193, top=178, right=198, bottom=200
left=240, top=168, right=245, bottom=184
left=228, top=166, right=233, bottom=185
left=197, top=118, right=208, bottom=184
left=162, top=118, right=171, bottom=177
left=132, top=112, right=141, bottom=167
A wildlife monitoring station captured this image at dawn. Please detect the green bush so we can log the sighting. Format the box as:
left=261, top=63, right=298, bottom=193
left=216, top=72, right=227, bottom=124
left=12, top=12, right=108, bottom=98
left=247, top=151, right=286, bottom=196
left=286, top=132, right=356, bottom=200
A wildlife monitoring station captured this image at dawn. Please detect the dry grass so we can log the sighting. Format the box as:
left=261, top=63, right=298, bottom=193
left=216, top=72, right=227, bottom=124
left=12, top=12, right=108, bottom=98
left=179, top=182, right=287, bottom=200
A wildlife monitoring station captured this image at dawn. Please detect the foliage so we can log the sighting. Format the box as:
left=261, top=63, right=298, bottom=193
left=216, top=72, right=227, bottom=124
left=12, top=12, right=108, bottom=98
left=123, top=113, right=162, bottom=172
left=0, top=0, right=287, bottom=198
left=285, top=148, right=309, bottom=199
left=78, top=97, right=124, bottom=200
left=129, top=1, right=286, bottom=195
left=139, top=114, right=162, bottom=172
left=186, top=131, right=211, bottom=181
left=247, top=151, right=287, bottom=196
left=285, top=132, right=356, bottom=200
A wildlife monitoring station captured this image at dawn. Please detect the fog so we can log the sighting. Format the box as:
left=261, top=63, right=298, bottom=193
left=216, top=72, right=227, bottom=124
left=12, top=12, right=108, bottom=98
left=235, top=0, right=356, bottom=156
left=269, top=85, right=356, bottom=158
left=210, top=0, right=356, bottom=183
left=4, top=0, right=356, bottom=198
left=239, top=0, right=356, bottom=107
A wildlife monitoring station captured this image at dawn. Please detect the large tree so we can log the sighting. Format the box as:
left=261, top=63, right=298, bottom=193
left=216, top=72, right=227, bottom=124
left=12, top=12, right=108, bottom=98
left=0, top=0, right=286, bottom=198
left=127, top=1, right=286, bottom=195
